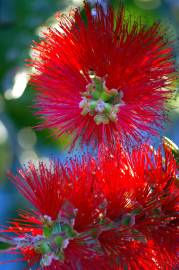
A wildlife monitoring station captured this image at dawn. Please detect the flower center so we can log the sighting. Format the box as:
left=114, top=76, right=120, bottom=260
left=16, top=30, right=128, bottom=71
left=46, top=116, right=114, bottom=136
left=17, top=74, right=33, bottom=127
left=14, top=202, right=78, bottom=267
left=37, top=213, right=77, bottom=267
left=79, top=73, right=124, bottom=125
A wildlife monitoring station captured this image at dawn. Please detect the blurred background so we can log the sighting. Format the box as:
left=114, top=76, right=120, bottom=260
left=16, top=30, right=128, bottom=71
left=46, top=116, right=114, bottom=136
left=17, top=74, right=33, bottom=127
left=0, top=0, right=178, bottom=268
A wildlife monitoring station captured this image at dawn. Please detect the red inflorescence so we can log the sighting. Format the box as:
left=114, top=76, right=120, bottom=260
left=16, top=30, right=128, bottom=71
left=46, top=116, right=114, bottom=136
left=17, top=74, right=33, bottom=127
left=1, top=144, right=178, bottom=269
left=30, top=2, right=176, bottom=148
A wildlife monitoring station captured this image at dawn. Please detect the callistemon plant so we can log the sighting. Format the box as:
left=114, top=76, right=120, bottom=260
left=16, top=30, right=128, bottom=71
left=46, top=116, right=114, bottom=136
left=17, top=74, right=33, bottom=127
left=0, top=144, right=178, bottom=269
left=30, top=2, right=176, bottom=148
left=0, top=1, right=179, bottom=270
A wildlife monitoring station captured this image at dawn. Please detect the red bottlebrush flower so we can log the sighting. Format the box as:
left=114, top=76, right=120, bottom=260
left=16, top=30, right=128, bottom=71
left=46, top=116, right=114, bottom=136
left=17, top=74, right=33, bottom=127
left=97, top=144, right=179, bottom=269
left=30, top=2, right=176, bottom=148
left=2, top=161, right=108, bottom=269
left=1, top=144, right=178, bottom=269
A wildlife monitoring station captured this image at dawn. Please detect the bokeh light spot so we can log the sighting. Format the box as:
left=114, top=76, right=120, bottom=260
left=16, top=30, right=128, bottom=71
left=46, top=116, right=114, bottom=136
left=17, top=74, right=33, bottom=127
left=0, top=121, right=8, bottom=145
left=4, top=69, right=29, bottom=100
left=17, top=127, right=37, bottom=149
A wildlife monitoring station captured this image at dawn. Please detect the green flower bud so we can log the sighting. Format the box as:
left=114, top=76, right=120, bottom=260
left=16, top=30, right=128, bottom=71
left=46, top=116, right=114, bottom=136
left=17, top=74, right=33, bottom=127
left=55, top=236, right=63, bottom=247
left=89, top=100, right=97, bottom=110
left=38, top=242, right=51, bottom=254
left=94, top=114, right=109, bottom=125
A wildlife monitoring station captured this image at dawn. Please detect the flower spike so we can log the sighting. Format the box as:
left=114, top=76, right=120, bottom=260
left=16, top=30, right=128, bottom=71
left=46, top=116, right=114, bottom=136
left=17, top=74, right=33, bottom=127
left=30, top=2, right=176, bottom=148
left=1, top=144, right=178, bottom=269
